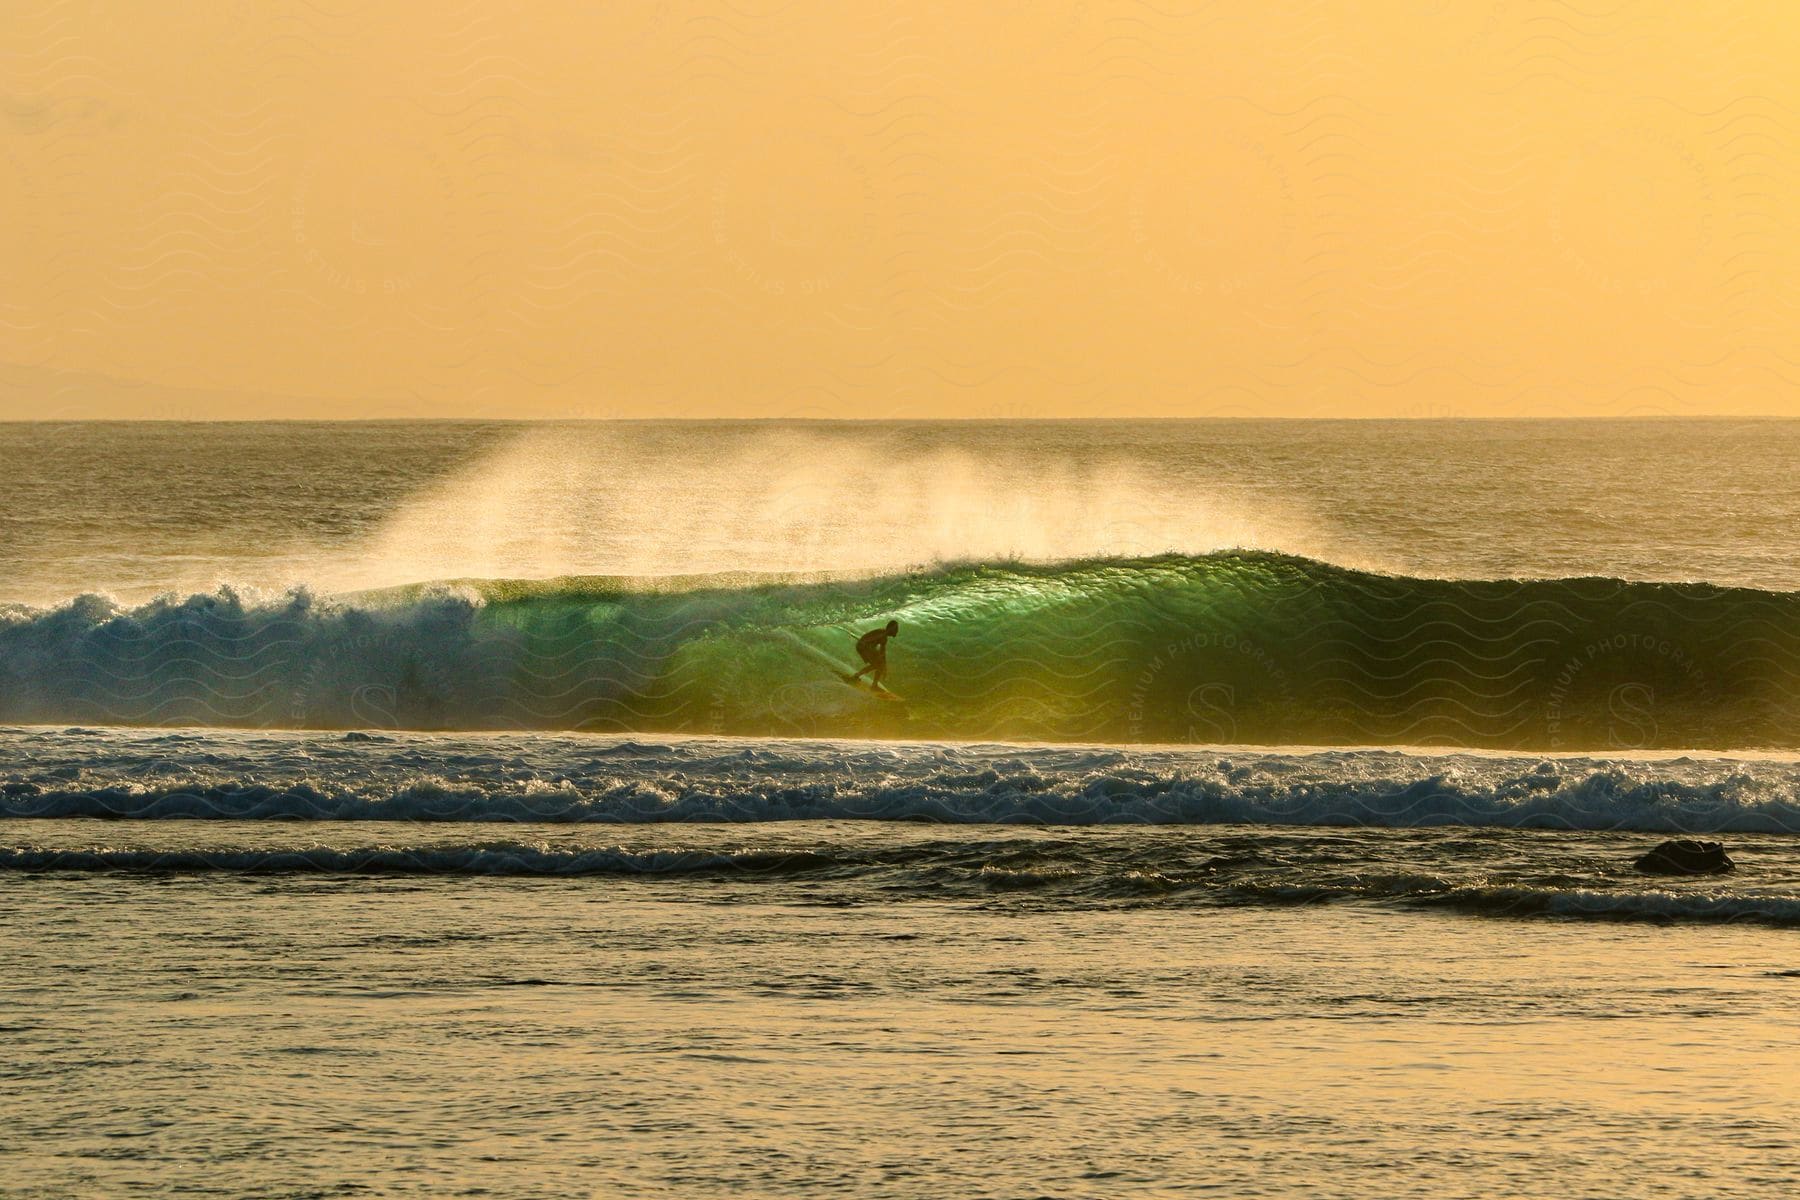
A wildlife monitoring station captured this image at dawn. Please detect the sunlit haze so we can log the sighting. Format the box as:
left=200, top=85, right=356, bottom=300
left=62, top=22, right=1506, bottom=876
left=4, top=3, right=1798, bottom=418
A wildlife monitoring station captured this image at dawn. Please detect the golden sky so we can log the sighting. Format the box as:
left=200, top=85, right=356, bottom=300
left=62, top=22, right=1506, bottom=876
left=2, top=2, right=1797, bottom=419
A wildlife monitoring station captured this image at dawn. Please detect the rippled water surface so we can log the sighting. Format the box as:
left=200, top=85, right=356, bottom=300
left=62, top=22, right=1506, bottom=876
left=5, top=844, right=1799, bottom=1199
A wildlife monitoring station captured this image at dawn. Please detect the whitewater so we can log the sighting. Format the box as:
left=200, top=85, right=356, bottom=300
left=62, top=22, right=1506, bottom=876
left=7, top=726, right=1800, bottom=833
left=7, top=727, right=1800, bottom=927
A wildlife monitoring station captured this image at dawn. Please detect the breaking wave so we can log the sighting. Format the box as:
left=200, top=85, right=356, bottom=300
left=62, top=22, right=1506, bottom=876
left=4, top=552, right=1798, bottom=749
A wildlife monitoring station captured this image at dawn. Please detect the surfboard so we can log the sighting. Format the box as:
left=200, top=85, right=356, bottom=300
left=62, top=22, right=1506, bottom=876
left=840, top=673, right=904, bottom=702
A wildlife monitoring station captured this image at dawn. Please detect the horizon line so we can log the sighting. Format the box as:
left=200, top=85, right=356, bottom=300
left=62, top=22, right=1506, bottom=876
left=3, top=413, right=1797, bottom=424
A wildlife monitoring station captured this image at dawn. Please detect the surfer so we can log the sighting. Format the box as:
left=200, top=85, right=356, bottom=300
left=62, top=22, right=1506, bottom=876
left=847, top=620, right=900, bottom=692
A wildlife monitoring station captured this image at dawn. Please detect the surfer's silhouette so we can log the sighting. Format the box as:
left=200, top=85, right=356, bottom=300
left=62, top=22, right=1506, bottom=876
left=846, top=620, right=899, bottom=692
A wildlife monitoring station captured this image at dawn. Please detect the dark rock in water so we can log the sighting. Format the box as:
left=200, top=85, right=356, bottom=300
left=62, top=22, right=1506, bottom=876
left=1634, top=839, right=1734, bottom=875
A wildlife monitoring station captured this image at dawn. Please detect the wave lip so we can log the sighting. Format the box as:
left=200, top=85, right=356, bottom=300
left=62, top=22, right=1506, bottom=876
left=3, top=550, right=1800, bottom=749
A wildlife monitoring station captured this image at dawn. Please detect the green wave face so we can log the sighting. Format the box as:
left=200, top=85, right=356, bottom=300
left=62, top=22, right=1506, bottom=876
left=6, top=552, right=1797, bottom=749
left=465, top=552, right=1798, bottom=749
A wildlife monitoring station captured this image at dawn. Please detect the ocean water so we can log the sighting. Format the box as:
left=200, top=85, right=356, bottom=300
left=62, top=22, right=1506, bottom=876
left=4, top=420, right=1800, bottom=1197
